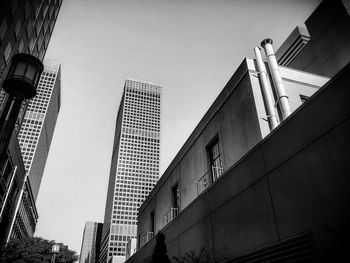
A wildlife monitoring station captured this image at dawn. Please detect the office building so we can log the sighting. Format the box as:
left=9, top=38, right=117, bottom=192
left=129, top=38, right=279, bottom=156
left=0, top=134, right=27, bottom=243
left=17, top=59, right=61, bottom=201
left=0, top=0, right=62, bottom=241
left=79, top=222, right=103, bottom=263
left=99, top=79, right=161, bottom=263
left=7, top=59, right=61, bottom=241
left=0, top=0, right=62, bottom=106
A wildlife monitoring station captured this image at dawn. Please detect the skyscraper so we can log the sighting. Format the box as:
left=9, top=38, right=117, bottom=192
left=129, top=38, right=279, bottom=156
left=0, top=0, right=62, bottom=240
left=99, top=79, right=161, bottom=263
left=79, top=222, right=103, bottom=263
left=0, top=0, right=62, bottom=93
left=9, top=59, right=61, bottom=241
left=17, top=59, right=61, bottom=199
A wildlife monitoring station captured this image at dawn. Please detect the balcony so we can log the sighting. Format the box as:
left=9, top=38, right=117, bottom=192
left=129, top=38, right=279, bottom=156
left=197, top=165, right=224, bottom=196
left=197, top=171, right=210, bottom=195
left=142, top=231, right=153, bottom=245
left=163, top=207, right=178, bottom=226
left=211, top=165, right=224, bottom=182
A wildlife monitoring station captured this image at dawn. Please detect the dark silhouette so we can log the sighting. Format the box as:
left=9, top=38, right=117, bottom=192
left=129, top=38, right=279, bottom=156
left=150, top=232, right=171, bottom=263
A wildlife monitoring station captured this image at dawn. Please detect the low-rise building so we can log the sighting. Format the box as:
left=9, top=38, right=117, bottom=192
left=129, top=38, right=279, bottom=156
left=126, top=54, right=336, bottom=263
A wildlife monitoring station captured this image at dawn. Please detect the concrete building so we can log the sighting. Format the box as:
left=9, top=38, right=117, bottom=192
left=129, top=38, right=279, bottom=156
left=99, top=79, right=161, bottom=263
left=276, top=0, right=350, bottom=77
left=125, top=52, right=336, bottom=262
left=79, top=222, right=103, bottom=263
left=0, top=0, right=62, bottom=241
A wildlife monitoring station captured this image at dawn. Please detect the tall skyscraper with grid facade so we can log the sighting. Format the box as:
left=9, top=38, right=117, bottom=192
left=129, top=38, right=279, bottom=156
left=99, top=79, right=161, bottom=263
left=8, top=59, right=60, bottom=241
left=17, top=59, right=60, bottom=201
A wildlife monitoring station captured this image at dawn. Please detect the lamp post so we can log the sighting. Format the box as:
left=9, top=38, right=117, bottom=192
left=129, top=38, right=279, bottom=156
left=51, top=243, right=60, bottom=263
left=0, top=53, right=43, bottom=166
left=0, top=53, right=43, bottom=244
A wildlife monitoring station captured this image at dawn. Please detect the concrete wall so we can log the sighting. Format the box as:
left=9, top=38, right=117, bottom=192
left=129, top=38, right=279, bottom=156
left=127, top=63, right=350, bottom=263
left=277, top=0, right=350, bottom=77
left=137, top=60, right=264, bottom=251
left=134, top=58, right=328, bottom=257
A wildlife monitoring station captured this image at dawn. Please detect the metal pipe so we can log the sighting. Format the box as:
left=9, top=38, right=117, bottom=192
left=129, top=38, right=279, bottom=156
left=0, top=166, right=18, bottom=222
left=5, top=173, right=28, bottom=245
left=254, top=47, right=279, bottom=129
left=261, top=38, right=291, bottom=119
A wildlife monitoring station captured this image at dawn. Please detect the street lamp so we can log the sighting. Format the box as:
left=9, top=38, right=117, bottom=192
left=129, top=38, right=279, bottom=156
left=0, top=53, right=43, bottom=166
left=51, top=243, right=60, bottom=263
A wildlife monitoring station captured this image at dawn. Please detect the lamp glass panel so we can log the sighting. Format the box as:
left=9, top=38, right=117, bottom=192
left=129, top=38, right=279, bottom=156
left=52, top=244, right=60, bottom=253
left=13, top=61, right=27, bottom=76
left=24, top=63, right=36, bottom=81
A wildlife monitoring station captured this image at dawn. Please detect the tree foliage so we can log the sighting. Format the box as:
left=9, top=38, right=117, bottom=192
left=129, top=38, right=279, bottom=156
left=0, top=236, right=79, bottom=263
left=150, top=232, right=171, bottom=263
left=173, top=248, right=213, bottom=263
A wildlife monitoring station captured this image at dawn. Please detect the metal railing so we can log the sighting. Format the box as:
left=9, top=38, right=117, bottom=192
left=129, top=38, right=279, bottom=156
left=142, top=231, right=153, bottom=245
left=163, top=207, right=178, bottom=226
left=197, top=170, right=210, bottom=195
left=197, top=165, right=224, bottom=196
left=211, top=165, right=224, bottom=182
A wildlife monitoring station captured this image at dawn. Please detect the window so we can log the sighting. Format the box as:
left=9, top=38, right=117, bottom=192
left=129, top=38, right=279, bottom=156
left=27, top=19, right=34, bottom=36
left=4, top=42, right=12, bottom=63
left=171, top=183, right=179, bottom=210
left=1, top=156, right=13, bottom=187
left=208, top=138, right=223, bottom=182
left=0, top=18, right=7, bottom=41
left=11, top=0, right=18, bottom=15
left=24, top=2, right=31, bottom=18
left=300, top=94, right=309, bottom=104
left=150, top=210, right=155, bottom=233
left=14, top=19, right=22, bottom=39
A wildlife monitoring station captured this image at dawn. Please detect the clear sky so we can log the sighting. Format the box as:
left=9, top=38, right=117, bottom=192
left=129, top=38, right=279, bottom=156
left=34, top=0, right=322, bottom=255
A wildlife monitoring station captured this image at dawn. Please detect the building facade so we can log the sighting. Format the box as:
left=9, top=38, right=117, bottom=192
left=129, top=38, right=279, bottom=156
left=79, top=222, right=103, bottom=263
left=17, top=59, right=61, bottom=201
left=0, top=0, right=62, bottom=241
left=0, top=134, right=27, bottom=244
left=276, top=0, right=350, bottom=77
left=126, top=54, right=331, bottom=263
left=99, top=79, right=161, bottom=263
left=0, top=0, right=62, bottom=99
left=7, top=59, right=61, bottom=241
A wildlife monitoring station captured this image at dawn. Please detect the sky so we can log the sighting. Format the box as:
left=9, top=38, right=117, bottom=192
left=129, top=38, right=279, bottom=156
left=34, top=0, right=322, bottom=255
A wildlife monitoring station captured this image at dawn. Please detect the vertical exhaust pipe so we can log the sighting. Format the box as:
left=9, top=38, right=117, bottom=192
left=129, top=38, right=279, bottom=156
left=261, top=39, right=291, bottom=120
left=254, top=47, right=279, bottom=129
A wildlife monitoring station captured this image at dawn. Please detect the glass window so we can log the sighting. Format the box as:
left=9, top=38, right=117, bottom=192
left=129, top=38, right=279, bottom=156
left=27, top=19, right=34, bottom=36
left=11, top=0, right=18, bottom=15
left=171, top=183, right=179, bottom=209
left=1, top=156, right=13, bottom=187
left=208, top=138, right=224, bottom=182
left=4, top=42, right=12, bottom=63
left=18, top=40, right=24, bottom=52
left=0, top=18, right=7, bottom=41
left=24, top=2, right=31, bottom=18
left=15, top=19, right=22, bottom=39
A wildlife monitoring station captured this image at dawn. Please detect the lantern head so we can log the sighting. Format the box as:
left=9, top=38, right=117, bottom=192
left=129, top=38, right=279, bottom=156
left=2, top=53, right=44, bottom=99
